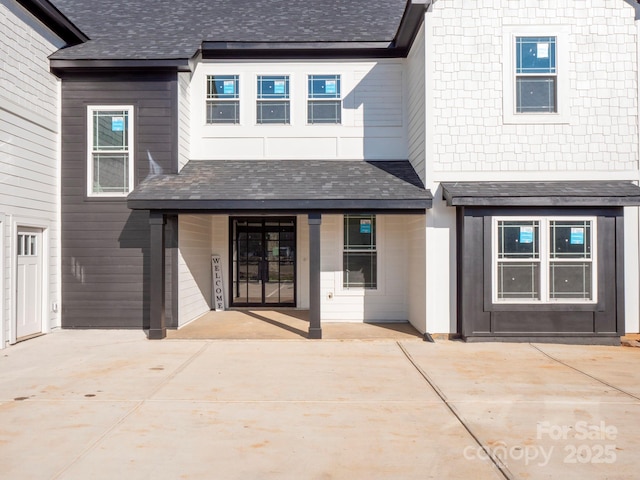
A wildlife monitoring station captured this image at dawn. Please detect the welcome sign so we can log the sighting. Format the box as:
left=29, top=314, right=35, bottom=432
left=211, top=255, right=225, bottom=311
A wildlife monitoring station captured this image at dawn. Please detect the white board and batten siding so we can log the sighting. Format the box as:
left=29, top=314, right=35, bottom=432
left=177, top=71, right=192, bottom=171
left=320, top=215, right=410, bottom=323
left=0, top=0, right=66, bottom=346
left=189, top=60, right=408, bottom=161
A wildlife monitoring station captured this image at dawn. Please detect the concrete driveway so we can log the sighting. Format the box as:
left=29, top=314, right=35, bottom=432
left=0, top=330, right=639, bottom=479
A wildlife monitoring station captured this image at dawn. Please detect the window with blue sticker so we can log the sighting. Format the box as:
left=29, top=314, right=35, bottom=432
left=515, top=36, right=557, bottom=113
left=257, top=75, right=290, bottom=124
left=343, top=215, right=377, bottom=289
left=308, top=75, right=341, bottom=124
left=495, top=217, right=595, bottom=303
left=206, top=75, right=240, bottom=124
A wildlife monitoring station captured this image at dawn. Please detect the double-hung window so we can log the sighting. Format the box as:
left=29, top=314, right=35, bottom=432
left=206, top=75, right=240, bottom=124
left=308, top=75, right=341, bottom=124
left=515, top=36, right=557, bottom=113
left=494, top=217, right=596, bottom=303
left=503, top=26, right=568, bottom=124
left=343, top=215, right=377, bottom=289
left=87, top=106, right=134, bottom=196
left=257, top=75, right=290, bottom=124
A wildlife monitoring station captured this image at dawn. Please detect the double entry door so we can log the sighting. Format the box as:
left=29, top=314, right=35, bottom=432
left=231, top=217, right=296, bottom=307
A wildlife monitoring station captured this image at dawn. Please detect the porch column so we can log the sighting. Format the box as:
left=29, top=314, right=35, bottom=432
left=308, top=213, right=322, bottom=339
left=149, top=211, right=166, bottom=339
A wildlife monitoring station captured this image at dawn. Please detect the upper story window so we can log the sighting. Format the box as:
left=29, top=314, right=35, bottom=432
left=343, top=214, right=377, bottom=289
left=206, top=75, right=240, bottom=124
left=308, top=74, right=341, bottom=124
left=515, top=37, right=556, bottom=113
left=494, top=217, right=596, bottom=303
left=257, top=75, right=290, bottom=124
left=87, top=106, right=134, bottom=197
left=503, top=26, right=568, bottom=124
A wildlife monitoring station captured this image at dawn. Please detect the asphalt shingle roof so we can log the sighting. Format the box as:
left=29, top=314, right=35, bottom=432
left=442, top=181, right=640, bottom=207
left=127, top=160, right=432, bottom=211
left=50, top=0, right=408, bottom=60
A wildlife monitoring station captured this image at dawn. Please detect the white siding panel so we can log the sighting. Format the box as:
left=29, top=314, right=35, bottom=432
left=266, top=137, right=337, bottom=158
left=407, top=215, right=426, bottom=334
left=178, top=71, right=191, bottom=171
left=178, top=215, right=212, bottom=326
left=407, top=23, right=426, bottom=183
left=190, top=60, right=407, bottom=161
left=320, top=215, right=410, bottom=322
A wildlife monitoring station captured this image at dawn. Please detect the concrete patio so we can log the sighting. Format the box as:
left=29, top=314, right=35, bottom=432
left=0, top=330, right=639, bottom=479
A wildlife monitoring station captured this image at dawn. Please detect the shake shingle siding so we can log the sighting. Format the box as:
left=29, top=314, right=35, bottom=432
left=60, top=72, right=178, bottom=328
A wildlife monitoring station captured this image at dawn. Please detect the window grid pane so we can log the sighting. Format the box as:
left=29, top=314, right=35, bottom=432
left=207, top=75, right=239, bottom=99
left=206, top=100, right=240, bottom=124
left=93, top=111, right=128, bottom=150
left=549, top=262, right=592, bottom=300
left=93, top=153, right=129, bottom=193
left=343, top=252, right=377, bottom=288
left=497, top=262, right=540, bottom=300
left=308, top=75, right=341, bottom=99
left=549, top=220, right=591, bottom=259
left=256, top=101, right=290, bottom=124
left=516, top=37, right=556, bottom=74
left=308, top=100, right=341, bottom=124
left=516, top=77, right=557, bottom=113
left=344, top=215, right=376, bottom=250
left=498, top=221, right=539, bottom=259
left=343, top=215, right=377, bottom=289
left=257, top=76, right=289, bottom=99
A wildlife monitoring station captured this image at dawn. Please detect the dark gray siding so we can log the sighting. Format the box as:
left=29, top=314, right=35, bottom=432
left=458, top=207, right=625, bottom=344
left=61, top=72, right=178, bottom=329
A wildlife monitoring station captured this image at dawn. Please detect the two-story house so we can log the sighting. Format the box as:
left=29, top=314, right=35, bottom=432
left=0, top=0, right=85, bottom=348
left=13, top=0, right=640, bottom=345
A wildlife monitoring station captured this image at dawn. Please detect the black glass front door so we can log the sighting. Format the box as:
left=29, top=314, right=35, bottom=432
left=231, top=217, right=296, bottom=306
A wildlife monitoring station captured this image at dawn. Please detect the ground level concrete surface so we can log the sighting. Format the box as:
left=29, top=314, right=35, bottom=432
left=0, top=330, right=639, bottom=479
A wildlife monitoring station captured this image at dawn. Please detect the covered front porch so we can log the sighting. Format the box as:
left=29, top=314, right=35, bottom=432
left=127, top=160, right=432, bottom=340
left=167, top=309, right=423, bottom=340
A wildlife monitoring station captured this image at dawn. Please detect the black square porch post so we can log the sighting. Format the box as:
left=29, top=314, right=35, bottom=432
left=149, top=211, right=166, bottom=339
left=308, top=213, right=322, bottom=339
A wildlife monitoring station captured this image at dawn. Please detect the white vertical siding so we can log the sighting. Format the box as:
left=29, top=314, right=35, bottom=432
left=178, top=215, right=212, bottom=326
left=0, top=0, right=64, bottom=346
left=320, top=214, right=410, bottom=322
left=407, top=215, right=426, bottom=334
left=406, top=23, right=426, bottom=184
left=178, top=71, right=191, bottom=171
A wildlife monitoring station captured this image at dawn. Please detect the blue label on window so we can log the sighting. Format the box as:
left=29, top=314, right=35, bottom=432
left=360, top=220, right=371, bottom=234
left=325, top=80, right=336, bottom=95
left=223, top=80, right=235, bottom=95
left=111, top=117, right=124, bottom=132
left=274, top=80, right=285, bottom=94
left=519, top=227, right=534, bottom=244
left=570, top=228, right=585, bottom=245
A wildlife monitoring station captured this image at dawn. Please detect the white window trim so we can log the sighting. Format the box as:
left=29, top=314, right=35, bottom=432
left=502, top=25, right=570, bottom=125
left=87, top=105, right=135, bottom=198
left=492, top=216, right=597, bottom=304
left=205, top=74, right=241, bottom=125
left=256, top=74, right=292, bottom=126
left=306, top=74, right=342, bottom=125
left=336, top=214, right=385, bottom=296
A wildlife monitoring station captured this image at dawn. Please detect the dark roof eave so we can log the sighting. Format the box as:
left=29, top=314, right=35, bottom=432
left=445, top=196, right=640, bottom=207
left=201, top=41, right=401, bottom=59
left=17, top=0, right=88, bottom=45
left=50, top=58, right=192, bottom=72
left=393, top=0, right=429, bottom=51
left=442, top=181, right=640, bottom=207
left=127, top=198, right=433, bottom=212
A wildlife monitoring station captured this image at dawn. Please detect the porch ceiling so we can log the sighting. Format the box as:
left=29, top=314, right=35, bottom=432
left=127, top=160, right=432, bottom=213
left=442, top=181, right=640, bottom=207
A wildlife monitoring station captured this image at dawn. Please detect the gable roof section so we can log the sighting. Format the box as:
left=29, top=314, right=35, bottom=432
left=442, top=181, right=640, bottom=207
left=48, top=0, right=426, bottom=65
left=127, top=160, right=432, bottom=213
